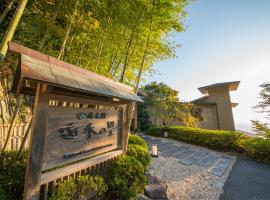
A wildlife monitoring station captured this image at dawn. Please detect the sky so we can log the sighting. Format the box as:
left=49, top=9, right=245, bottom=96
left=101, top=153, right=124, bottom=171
left=147, top=0, right=270, bottom=132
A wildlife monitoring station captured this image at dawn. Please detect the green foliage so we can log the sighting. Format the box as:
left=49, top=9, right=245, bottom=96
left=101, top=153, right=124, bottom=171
left=128, top=134, right=148, bottom=149
left=50, top=175, right=107, bottom=200
left=147, top=126, right=270, bottom=163
left=251, top=120, right=270, bottom=138
left=254, top=82, right=270, bottom=116
left=147, top=126, right=243, bottom=151
left=0, top=0, right=190, bottom=124
left=0, top=151, right=27, bottom=200
left=0, top=186, right=7, bottom=200
left=108, top=155, right=146, bottom=199
left=127, top=144, right=151, bottom=170
left=141, top=82, right=198, bottom=127
left=237, top=138, right=270, bottom=162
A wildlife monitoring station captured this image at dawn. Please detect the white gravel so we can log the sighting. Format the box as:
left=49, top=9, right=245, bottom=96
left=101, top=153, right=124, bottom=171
left=147, top=137, right=236, bottom=200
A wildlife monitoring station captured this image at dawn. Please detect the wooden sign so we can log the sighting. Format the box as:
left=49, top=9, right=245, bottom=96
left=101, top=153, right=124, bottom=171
left=43, top=105, right=122, bottom=170
left=9, top=43, right=142, bottom=200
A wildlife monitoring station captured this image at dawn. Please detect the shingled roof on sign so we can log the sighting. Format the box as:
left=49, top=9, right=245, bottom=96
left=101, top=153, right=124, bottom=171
left=10, top=42, right=143, bottom=102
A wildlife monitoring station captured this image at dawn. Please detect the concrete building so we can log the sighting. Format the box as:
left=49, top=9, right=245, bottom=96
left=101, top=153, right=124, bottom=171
left=133, top=81, right=240, bottom=131
left=191, top=81, right=240, bottom=131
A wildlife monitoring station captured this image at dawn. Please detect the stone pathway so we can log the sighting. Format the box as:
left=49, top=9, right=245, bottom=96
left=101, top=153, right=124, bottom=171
left=142, top=135, right=233, bottom=177
left=141, top=135, right=236, bottom=200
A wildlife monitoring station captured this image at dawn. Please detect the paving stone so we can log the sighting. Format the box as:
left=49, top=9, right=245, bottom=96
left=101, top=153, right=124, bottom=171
left=161, top=148, right=180, bottom=157
left=190, top=151, right=208, bottom=160
left=216, top=157, right=231, bottom=168
left=158, top=144, right=175, bottom=151
left=179, top=156, right=197, bottom=166
left=196, top=154, right=218, bottom=167
left=162, top=146, right=187, bottom=157
left=159, top=145, right=178, bottom=153
left=174, top=149, right=194, bottom=159
left=209, top=165, right=226, bottom=177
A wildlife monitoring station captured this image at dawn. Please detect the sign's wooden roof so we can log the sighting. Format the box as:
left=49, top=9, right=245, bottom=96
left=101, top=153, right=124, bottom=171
left=9, top=42, right=143, bottom=102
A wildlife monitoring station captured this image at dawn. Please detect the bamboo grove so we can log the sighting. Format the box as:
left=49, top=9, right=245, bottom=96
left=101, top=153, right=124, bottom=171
left=0, top=0, right=189, bottom=123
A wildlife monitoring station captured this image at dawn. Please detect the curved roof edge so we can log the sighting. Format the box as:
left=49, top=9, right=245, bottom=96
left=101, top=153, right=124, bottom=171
left=9, top=42, right=143, bottom=102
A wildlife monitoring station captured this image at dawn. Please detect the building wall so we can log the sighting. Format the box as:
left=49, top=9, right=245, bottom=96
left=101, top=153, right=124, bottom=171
left=203, top=86, right=235, bottom=131
left=196, top=104, right=219, bottom=130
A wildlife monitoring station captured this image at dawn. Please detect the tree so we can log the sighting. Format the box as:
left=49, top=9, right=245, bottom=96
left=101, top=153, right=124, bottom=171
left=251, top=120, right=270, bottom=138
left=140, top=81, right=198, bottom=127
left=0, top=0, right=190, bottom=124
left=252, top=82, right=270, bottom=138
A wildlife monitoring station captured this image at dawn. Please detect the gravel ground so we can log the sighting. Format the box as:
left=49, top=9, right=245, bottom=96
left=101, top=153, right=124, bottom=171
left=147, top=137, right=236, bottom=200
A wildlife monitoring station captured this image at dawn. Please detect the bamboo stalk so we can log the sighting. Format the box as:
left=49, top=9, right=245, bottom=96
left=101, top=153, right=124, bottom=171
left=1, top=94, right=23, bottom=153
left=17, top=118, right=32, bottom=159
left=0, top=0, right=28, bottom=64
left=95, top=6, right=113, bottom=72
left=0, top=0, right=17, bottom=25
left=125, top=0, right=155, bottom=150
left=58, top=0, right=79, bottom=60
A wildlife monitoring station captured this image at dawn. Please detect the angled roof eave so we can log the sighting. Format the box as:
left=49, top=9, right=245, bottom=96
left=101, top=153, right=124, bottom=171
left=198, top=81, right=240, bottom=95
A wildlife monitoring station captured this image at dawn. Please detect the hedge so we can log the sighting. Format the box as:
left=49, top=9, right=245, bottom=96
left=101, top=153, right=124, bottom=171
left=128, top=134, right=148, bottom=149
left=107, top=155, right=146, bottom=199
left=50, top=175, right=107, bottom=200
left=147, top=126, right=270, bottom=163
left=0, top=151, right=28, bottom=200
left=0, top=134, right=150, bottom=200
left=127, top=144, right=151, bottom=170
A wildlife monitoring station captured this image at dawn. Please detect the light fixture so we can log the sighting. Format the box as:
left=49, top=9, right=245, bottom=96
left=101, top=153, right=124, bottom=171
left=164, top=131, right=168, bottom=138
left=151, top=144, right=158, bottom=157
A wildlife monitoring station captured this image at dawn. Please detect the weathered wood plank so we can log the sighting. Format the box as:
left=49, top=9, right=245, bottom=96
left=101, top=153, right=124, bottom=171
left=24, top=83, right=50, bottom=200
left=42, top=100, right=121, bottom=170
left=41, top=150, right=122, bottom=184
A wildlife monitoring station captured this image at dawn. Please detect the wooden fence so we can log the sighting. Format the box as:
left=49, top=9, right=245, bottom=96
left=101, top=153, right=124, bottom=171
left=0, top=123, right=122, bottom=199
left=0, top=123, right=30, bottom=151
left=40, top=150, right=122, bottom=199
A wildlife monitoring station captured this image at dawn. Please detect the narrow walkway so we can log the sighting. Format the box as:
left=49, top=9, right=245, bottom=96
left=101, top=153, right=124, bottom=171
left=141, top=135, right=236, bottom=200
left=220, top=157, right=270, bottom=200
left=142, top=135, right=233, bottom=176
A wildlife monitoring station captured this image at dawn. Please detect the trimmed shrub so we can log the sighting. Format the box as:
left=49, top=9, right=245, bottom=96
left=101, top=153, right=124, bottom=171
left=0, top=186, right=7, bottom=200
left=147, top=126, right=243, bottom=151
left=0, top=151, right=27, bottom=200
left=237, top=137, right=270, bottom=162
left=128, top=134, right=148, bottom=149
left=127, top=144, right=151, bottom=170
left=147, top=125, right=270, bottom=163
left=108, top=155, right=146, bottom=199
left=50, top=175, right=107, bottom=200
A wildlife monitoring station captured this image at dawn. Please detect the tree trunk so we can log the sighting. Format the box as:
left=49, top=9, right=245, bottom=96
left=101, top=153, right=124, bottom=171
left=76, top=42, right=86, bottom=65
left=94, top=6, right=113, bottom=72
left=38, top=0, right=62, bottom=51
left=0, top=0, right=28, bottom=63
left=108, top=26, right=127, bottom=73
left=112, top=57, right=122, bottom=77
left=119, top=9, right=143, bottom=82
left=0, top=0, right=17, bottom=25
left=134, top=1, right=155, bottom=92
left=58, top=0, right=79, bottom=60
left=124, top=0, right=156, bottom=151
